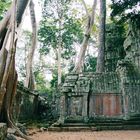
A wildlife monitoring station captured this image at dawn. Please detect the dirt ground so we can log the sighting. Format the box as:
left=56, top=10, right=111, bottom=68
left=27, top=130, right=140, bottom=140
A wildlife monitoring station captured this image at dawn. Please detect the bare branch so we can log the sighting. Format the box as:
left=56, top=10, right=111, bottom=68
left=81, top=0, right=90, bottom=17
left=90, top=0, right=97, bottom=25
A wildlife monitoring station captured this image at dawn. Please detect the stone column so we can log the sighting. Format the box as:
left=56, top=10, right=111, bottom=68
left=121, top=82, right=129, bottom=119
left=58, top=95, right=65, bottom=124
left=82, top=94, right=88, bottom=122
left=116, top=61, right=129, bottom=119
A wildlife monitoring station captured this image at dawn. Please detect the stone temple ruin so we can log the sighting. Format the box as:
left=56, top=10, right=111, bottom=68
left=53, top=20, right=140, bottom=130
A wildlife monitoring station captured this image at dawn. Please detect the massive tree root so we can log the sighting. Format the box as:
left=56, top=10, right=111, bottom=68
left=0, top=0, right=33, bottom=139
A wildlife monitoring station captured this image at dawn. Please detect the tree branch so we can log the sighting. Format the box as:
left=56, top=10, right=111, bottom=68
left=81, top=0, right=90, bottom=17
left=90, top=0, right=97, bottom=26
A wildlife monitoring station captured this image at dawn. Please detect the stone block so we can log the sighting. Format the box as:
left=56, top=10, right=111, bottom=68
left=0, top=123, right=7, bottom=140
left=63, top=82, right=76, bottom=87
left=65, top=75, right=78, bottom=81
left=6, top=134, right=17, bottom=140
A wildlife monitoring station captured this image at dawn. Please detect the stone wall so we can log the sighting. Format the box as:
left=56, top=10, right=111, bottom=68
left=59, top=20, right=140, bottom=123
left=123, top=21, right=140, bottom=70
left=117, top=59, right=140, bottom=118
left=13, top=83, right=40, bottom=121
left=61, top=72, right=124, bottom=121
left=90, top=72, right=122, bottom=117
left=116, top=20, right=140, bottom=118
left=105, top=24, right=125, bottom=72
left=91, top=72, right=121, bottom=94
left=89, top=93, right=122, bottom=117
left=61, top=70, right=140, bottom=121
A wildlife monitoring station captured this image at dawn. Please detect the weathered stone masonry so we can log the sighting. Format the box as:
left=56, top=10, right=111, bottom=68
left=59, top=21, right=140, bottom=124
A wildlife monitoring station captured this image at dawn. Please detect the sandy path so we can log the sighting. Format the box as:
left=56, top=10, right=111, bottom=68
left=29, top=131, right=140, bottom=140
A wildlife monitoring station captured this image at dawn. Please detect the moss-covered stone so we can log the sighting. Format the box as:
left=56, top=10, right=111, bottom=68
left=56, top=20, right=140, bottom=128
left=0, top=123, right=7, bottom=140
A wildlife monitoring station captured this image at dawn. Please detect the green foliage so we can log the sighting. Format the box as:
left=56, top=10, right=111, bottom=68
left=38, top=20, right=57, bottom=55
left=34, top=71, right=48, bottom=93
left=106, top=22, right=126, bottom=51
left=50, top=69, right=65, bottom=88
left=61, top=17, right=83, bottom=59
left=105, top=22, right=126, bottom=72
left=84, top=55, right=97, bottom=72
left=0, top=0, right=11, bottom=20
left=111, top=0, right=140, bottom=24
left=38, top=0, right=83, bottom=59
left=16, top=30, right=32, bottom=81
left=38, top=18, right=83, bottom=59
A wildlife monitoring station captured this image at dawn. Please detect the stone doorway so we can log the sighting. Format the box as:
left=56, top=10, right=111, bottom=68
left=66, top=94, right=88, bottom=121
left=67, top=96, right=83, bottom=117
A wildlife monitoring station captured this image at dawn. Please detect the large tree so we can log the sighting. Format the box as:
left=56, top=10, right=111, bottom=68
left=40, top=0, right=68, bottom=86
left=73, top=0, right=97, bottom=73
left=39, top=0, right=83, bottom=85
left=96, top=0, right=106, bottom=72
left=25, top=0, right=37, bottom=90
left=0, top=0, right=32, bottom=139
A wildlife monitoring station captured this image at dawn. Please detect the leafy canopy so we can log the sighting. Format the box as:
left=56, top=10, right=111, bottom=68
left=38, top=0, right=83, bottom=59
left=111, top=0, right=140, bottom=24
left=0, top=0, right=11, bottom=20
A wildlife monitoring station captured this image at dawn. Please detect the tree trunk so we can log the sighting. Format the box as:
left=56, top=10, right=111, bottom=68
left=0, top=57, right=17, bottom=126
left=0, top=4, right=12, bottom=36
left=73, top=0, right=97, bottom=73
left=57, top=18, right=62, bottom=86
left=56, top=0, right=63, bottom=86
left=25, top=0, right=37, bottom=90
left=0, top=0, right=32, bottom=139
left=16, top=0, right=29, bottom=27
left=57, top=45, right=62, bottom=85
left=96, top=0, right=106, bottom=72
